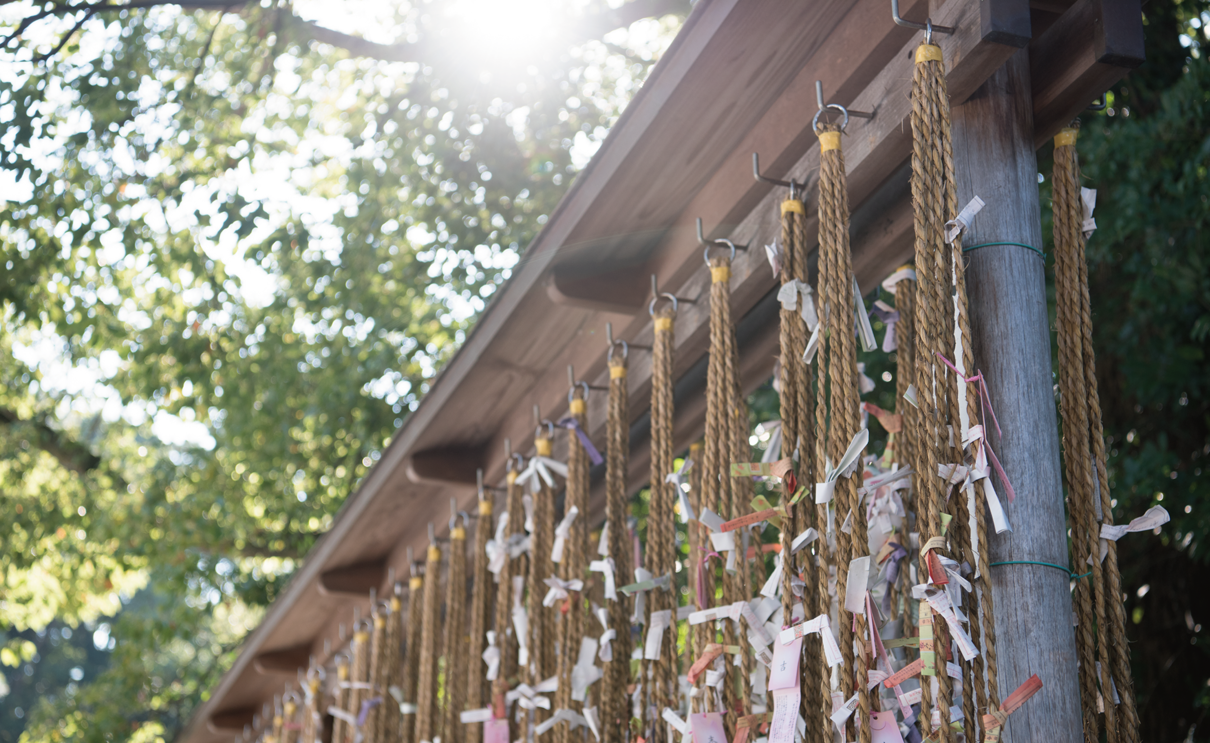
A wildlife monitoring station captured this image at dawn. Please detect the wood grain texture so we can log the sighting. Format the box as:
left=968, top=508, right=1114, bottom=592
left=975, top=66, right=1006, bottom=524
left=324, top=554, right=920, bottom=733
left=952, top=49, right=1083, bottom=743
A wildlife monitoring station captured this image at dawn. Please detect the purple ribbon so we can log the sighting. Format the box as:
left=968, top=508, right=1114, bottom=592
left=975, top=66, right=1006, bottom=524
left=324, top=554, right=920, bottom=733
left=557, top=417, right=604, bottom=466
left=356, top=697, right=383, bottom=727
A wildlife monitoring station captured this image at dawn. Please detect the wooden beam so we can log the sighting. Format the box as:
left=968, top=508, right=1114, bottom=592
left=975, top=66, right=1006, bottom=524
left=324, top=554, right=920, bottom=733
left=252, top=643, right=313, bottom=676
left=318, top=559, right=386, bottom=597
left=983, top=0, right=1033, bottom=47
left=1029, top=0, right=1144, bottom=146
left=545, top=259, right=657, bottom=314
left=208, top=707, right=257, bottom=734
left=405, top=445, right=485, bottom=485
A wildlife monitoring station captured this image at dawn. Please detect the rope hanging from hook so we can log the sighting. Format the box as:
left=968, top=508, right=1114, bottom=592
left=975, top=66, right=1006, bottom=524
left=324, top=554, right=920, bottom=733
left=443, top=524, right=470, bottom=743
left=553, top=388, right=589, bottom=743
left=492, top=465, right=527, bottom=740
left=403, top=569, right=424, bottom=743
left=365, top=605, right=389, bottom=743
left=528, top=432, right=557, bottom=733
left=466, top=496, right=495, bottom=743
left=380, top=588, right=404, bottom=743
left=415, top=542, right=443, bottom=743
left=646, top=303, right=679, bottom=738
left=1053, top=124, right=1140, bottom=743
left=332, top=655, right=352, bottom=743
left=302, top=671, right=323, bottom=743
left=815, top=120, right=871, bottom=743
left=347, top=622, right=373, bottom=743
left=601, top=352, right=634, bottom=742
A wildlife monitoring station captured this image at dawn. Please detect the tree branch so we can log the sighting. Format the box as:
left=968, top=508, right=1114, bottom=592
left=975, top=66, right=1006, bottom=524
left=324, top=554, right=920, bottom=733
left=1, top=0, right=690, bottom=65
left=0, top=406, right=103, bottom=474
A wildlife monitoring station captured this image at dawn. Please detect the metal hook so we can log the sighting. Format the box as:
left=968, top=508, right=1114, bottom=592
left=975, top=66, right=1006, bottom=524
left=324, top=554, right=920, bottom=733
left=697, top=218, right=743, bottom=266
left=812, top=81, right=872, bottom=134
left=477, top=468, right=485, bottom=499
left=449, top=497, right=459, bottom=531
left=532, top=405, right=555, bottom=440
left=567, top=364, right=604, bottom=402
left=752, top=152, right=805, bottom=200
left=1087, top=93, right=1106, bottom=111
left=428, top=522, right=436, bottom=545
left=647, top=274, right=693, bottom=317
left=891, top=0, right=954, bottom=35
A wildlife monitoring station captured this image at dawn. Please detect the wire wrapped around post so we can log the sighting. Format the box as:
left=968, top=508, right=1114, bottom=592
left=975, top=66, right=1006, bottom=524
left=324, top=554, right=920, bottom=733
left=1053, top=123, right=1139, bottom=743
left=815, top=120, right=871, bottom=743
left=601, top=350, right=634, bottom=741
left=646, top=302, right=679, bottom=738
left=466, top=492, right=495, bottom=743
left=415, top=542, right=443, bottom=743
left=403, top=565, right=424, bottom=743
left=443, top=520, right=469, bottom=743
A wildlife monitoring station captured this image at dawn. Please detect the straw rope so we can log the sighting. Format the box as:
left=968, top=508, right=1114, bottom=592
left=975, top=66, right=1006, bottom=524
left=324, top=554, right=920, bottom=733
left=366, top=610, right=388, bottom=743
left=603, top=354, right=634, bottom=741
left=403, top=572, right=424, bottom=743
left=350, top=626, right=373, bottom=743
left=492, top=468, right=526, bottom=740
left=466, top=499, right=495, bottom=743
left=1054, top=124, right=1139, bottom=743
left=415, top=545, right=443, bottom=743
left=908, top=40, right=966, bottom=742
left=892, top=276, right=916, bottom=637
left=529, top=436, right=557, bottom=732
left=647, top=304, right=679, bottom=738
left=283, top=696, right=299, bottom=743
left=333, top=656, right=351, bottom=743
left=444, top=526, right=469, bottom=743
left=382, top=591, right=404, bottom=743
left=816, top=121, right=871, bottom=743
left=554, top=389, right=590, bottom=743
left=302, top=675, right=322, bottom=743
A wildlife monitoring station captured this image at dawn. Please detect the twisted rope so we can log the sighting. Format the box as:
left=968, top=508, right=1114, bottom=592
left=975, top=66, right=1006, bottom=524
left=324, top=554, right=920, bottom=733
left=1054, top=125, right=1139, bottom=743
left=366, top=609, right=388, bottom=743
left=302, top=675, right=323, bottom=743
left=602, top=355, right=634, bottom=742
left=529, top=436, right=557, bottom=732
left=403, top=574, right=424, bottom=743
left=492, top=469, right=526, bottom=740
left=816, top=121, right=871, bottom=743
left=415, top=545, right=443, bottom=743
left=444, top=527, right=469, bottom=743
left=909, top=41, right=957, bottom=743
left=349, top=626, right=373, bottom=743
left=648, top=305, right=679, bottom=737
left=554, top=389, right=590, bottom=743
left=466, top=498, right=495, bottom=743
left=381, top=591, right=404, bottom=743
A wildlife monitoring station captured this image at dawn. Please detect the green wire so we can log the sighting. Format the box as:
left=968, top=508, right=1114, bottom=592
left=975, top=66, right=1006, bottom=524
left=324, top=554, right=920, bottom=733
left=962, top=241, right=1046, bottom=259
left=990, top=559, right=1092, bottom=581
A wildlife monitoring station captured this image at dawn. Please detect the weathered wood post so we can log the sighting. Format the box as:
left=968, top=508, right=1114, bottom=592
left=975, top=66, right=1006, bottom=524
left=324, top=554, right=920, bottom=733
left=951, top=50, right=1085, bottom=741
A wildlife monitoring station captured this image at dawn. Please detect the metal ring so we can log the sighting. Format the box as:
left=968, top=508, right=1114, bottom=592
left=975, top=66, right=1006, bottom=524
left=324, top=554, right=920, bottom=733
left=812, top=103, right=850, bottom=134
left=354, top=618, right=373, bottom=633
left=567, top=380, right=590, bottom=404
left=648, top=291, right=679, bottom=315
left=607, top=340, right=628, bottom=362
left=511, top=452, right=525, bottom=471
left=701, top=238, right=737, bottom=267
left=535, top=419, right=555, bottom=440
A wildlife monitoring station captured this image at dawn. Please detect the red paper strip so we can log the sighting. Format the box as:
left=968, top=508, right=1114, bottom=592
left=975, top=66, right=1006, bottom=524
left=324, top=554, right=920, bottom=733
left=722, top=509, right=780, bottom=532
left=688, top=643, right=725, bottom=684
left=882, top=658, right=924, bottom=688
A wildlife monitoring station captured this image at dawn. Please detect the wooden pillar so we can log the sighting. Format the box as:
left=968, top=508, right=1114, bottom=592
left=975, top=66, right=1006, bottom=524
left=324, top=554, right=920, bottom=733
left=951, top=50, right=1084, bottom=741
